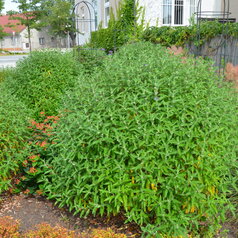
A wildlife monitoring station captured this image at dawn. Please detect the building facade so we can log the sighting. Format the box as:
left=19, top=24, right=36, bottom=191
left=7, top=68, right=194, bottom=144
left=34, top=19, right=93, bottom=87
left=138, top=0, right=237, bottom=27
left=0, top=15, right=67, bottom=52
left=74, top=0, right=121, bottom=45
left=73, top=0, right=237, bottom=46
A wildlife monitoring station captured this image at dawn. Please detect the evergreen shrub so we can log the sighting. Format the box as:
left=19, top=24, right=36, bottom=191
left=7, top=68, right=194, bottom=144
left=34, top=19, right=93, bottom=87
left=5, top=51, right=78, bottom=118
left=0, top=86, right=31, bottom=193
left=40, top=42, right=238, bottom=236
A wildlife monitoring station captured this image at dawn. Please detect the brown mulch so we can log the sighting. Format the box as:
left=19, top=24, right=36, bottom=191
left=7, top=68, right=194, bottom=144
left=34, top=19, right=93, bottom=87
left=0, top=193, right=140, bottom=237
left=0, top=193, right=237, bottom=237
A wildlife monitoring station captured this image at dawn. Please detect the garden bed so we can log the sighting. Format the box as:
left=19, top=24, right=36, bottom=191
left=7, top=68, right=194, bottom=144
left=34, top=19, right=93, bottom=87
left=0, top=193, right=140, bottom=237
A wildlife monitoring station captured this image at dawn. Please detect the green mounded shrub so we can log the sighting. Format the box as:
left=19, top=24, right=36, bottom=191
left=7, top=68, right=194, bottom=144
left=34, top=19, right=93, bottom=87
left=73, top=46, right=107, bottom=74
left=0, top=68, right=13, bottom=84
left=0, top=86, right=32, bottom=193
left=5, top=50, right=79, bottom=118
left=39, top=42, right=238, bottom=236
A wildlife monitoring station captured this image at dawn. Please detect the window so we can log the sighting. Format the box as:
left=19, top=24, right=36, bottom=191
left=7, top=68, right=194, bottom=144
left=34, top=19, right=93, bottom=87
left=190, top=0, right=196, bottom=18
left=25, top=43, right=29, bottom=48
left=11, top=36, right=16, bottom=46
left=39, top=37, right=45, bottom=45
left=104, top=0, right=110, bottom=27
left=163, top=0, right=184, bottom=25
left=105, top=7, right=110, bottom=27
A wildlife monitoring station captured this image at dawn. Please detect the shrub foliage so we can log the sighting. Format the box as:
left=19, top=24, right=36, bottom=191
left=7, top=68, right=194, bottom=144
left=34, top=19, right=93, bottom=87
left=73, top=47, right=106, bottom=74
left=90, top=0, right=144, bottom=51
left=142, top=21, right=238, bottom=47
left=5, top=50, right=78, bottom=117
left=0, top=86, right=31, bottom=193
left=39, top=42, right=238, bottom=236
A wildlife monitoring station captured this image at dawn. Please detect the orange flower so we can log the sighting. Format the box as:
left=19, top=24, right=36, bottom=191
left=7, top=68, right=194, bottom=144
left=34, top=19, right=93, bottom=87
left=22, top=160, right=28, bottom=166
left=40, top=111, right=45, bottom=115
left=54, top=116, right=60, bottom=120
left=30, top=119, right=36, bottom=125
left=29, top=167, right=38, bottom=173
left=40, top=141, right=47, bottom=147
left=24, top=189, right=30, bottom=194
left=36, top=190, right=43, bottom=195
left=29, top=155, right=37, bottom=160
left=15, top=179, right=20, bottom=185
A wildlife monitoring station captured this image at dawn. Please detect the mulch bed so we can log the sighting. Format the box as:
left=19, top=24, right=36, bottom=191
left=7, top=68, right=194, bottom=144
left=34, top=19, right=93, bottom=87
left=0, top=193, right=237, bottom=237
left=0, top=193, right=141, bottom=237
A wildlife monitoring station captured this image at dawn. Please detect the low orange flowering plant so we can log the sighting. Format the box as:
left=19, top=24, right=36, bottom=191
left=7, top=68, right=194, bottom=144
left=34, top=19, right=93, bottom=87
left=13, top=112, right=60, bottom=194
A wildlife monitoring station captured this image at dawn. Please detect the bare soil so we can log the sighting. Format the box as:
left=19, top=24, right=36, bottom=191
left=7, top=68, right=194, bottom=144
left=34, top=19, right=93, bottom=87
left=0, top=193, right=140, bottom=237
left=0, top=193, right=237, bottom=237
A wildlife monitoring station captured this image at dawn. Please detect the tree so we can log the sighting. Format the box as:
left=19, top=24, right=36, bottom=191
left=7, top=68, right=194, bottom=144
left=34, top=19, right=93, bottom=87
left=9, top=0, right=46, bottom=51
left=41, top=0, right=76, bottom=46
left=0, top=0, right=6, bottom=40
left=0, top=0, right=4, bottom=12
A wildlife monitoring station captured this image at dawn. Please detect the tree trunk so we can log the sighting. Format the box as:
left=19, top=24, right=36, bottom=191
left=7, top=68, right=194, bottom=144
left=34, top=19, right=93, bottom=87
left=27, top=25, right=32, bottom=52
left=69, top=31, right=76, bottom=47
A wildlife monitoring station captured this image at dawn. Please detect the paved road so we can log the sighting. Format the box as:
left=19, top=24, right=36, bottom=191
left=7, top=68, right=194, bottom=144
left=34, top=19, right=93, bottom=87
left=0, top=55, right=28, bottom=68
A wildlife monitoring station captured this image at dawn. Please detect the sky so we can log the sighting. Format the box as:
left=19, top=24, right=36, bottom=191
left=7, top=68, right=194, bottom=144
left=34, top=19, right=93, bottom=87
left=2, top=0, right=19, bottom=14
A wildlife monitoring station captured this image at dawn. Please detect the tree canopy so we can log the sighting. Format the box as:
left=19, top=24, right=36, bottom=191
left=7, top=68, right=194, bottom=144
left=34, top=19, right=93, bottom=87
left=0, top=0, right=5, bottom=40
left=41, top=0, right=76, bottom=45
left=0, top=0, right=4, bottom=12
left=9, top=0, right=46, bottom=51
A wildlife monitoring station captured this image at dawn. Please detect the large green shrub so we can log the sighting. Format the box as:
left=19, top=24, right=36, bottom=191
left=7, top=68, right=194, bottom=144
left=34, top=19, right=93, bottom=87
left=0, top=86, right=32, bottom=193
left=0, top=68, right=13, bottom=84
left=5, top=50, right=78, bottom=118
left=39, top=42, right=237, bottom=236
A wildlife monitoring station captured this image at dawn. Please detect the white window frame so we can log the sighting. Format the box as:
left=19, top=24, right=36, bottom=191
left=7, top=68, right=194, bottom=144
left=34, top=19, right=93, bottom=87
left=104, top=0, right=110, bottom=27
left=39, top=37, right=45, bottom=45
left=162, top=0, right=185, bottom=26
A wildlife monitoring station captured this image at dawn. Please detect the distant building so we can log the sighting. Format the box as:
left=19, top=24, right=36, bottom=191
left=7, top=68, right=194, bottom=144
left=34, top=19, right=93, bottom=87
left=0, top=14, right=67, bottom=52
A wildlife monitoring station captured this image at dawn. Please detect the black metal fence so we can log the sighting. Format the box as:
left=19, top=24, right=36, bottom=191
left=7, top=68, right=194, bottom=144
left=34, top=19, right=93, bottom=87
left=187, top=36, right=238, bottom=67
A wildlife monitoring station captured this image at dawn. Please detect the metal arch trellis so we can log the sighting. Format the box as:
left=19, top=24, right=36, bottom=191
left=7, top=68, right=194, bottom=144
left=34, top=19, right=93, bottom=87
left=194, top=0, right=232, bottom=74
left=73, top=0, right=97, bottom=46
